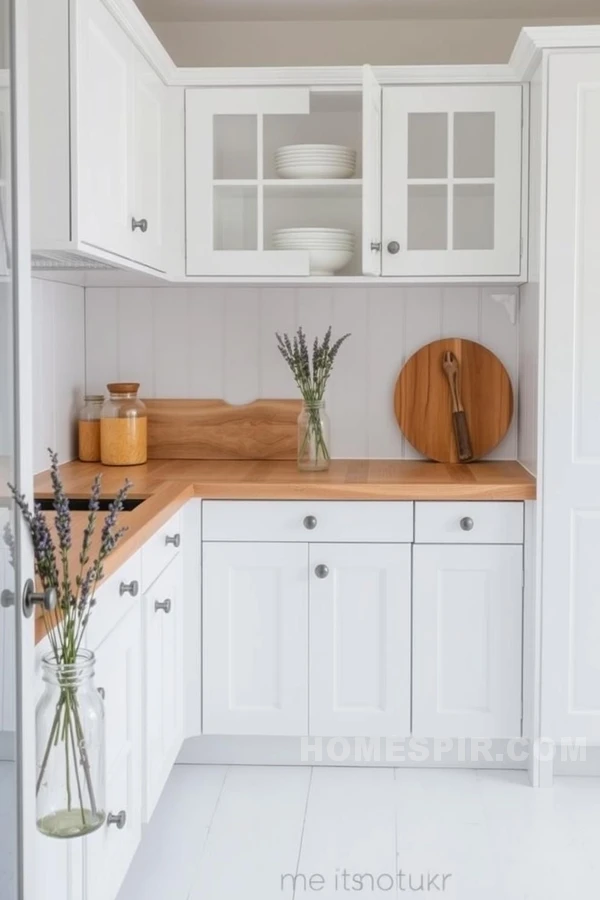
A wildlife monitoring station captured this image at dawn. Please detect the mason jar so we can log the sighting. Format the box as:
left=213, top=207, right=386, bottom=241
left=36, top=650, right=106, bottom=838
left=297, top=399, right=331, bottom=472
left=78, top=395, right=104, bottom=462
left=100, top=382, right=148, bottom=466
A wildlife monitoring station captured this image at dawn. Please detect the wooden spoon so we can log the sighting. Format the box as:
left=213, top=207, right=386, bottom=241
left=442, top=351, right=474, bottom=462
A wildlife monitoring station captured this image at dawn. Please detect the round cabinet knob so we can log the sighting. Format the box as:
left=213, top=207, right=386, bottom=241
left=165, top=533, right=181, bottom=548
left=387, top=241, right=400, bottom=254
left=22, top=580, right=57, bottom=617
left=119, top=580, right=139, bottom=597
left=315, top=564, right=329, bottom=579
left=155, top=598, right=172, bottom=614
left=131, top=217, right=148, bottom=233
left=460, top=517, right=474, bottom=532
left=107, top=810, right=127, bottom=829
left=303, top=515, right=317, bottom=531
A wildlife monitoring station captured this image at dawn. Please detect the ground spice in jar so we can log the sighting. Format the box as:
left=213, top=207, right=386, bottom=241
left=100, top=416, right=148, bottom=466
left=78, top=420, right=101, bottom=462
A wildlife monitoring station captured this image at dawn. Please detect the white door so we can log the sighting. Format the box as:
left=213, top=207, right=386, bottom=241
left=382, top=85, right=523, bottom=277
left=75, top=0, right=132, bottom=258
left=362, top=65, right=382, bottom=276
left=185, top=88, right=312, bottom=276
left=130, top=49, right=166, bottom=271
left=309, top=544, right=411, bottom=737
left=0, top=1, right=37, bottom=893
left=413, top=544, right=523, bottom=738
left=541, top=52, right=600, bottom=742
left=203, top=542, right=308, bottom=735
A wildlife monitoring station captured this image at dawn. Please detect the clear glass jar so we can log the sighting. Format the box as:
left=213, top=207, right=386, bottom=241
left=297, top=400, right=331, bottom=472
left=36, top=650, right=106, bottom=838
left=78, top=395, right=104, bottom=462
left=101, top=382, right=147, bottom=466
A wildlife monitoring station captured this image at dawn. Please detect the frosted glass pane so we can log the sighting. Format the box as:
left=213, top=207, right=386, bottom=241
left=453, top=184, right=494, bottom=250
left=408, top=185, right=448, bottom=250
left=408, top=113, right=448, bottom=178
left=213, top=186, right=257, bottom=250
left=213, top=115, right=257, bottom=179
left=454, top=112, right=495, bottom=178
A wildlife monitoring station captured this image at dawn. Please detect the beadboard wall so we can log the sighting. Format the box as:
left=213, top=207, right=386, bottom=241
left=32, top=278, right=85, bottom=473
left=85, top=284, right=520, bottom=460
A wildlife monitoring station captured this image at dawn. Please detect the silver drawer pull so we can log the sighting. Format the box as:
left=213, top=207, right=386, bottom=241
left=315, top=564, right=329, bottom=579
left=303, top=516, right=317, bottom=530
left=97, top=687, right=105, bottom=700
left=155, top=598, right=172, bottom=614
left=460, top=517, right=474, bottom=532
left=119, top=580, right=139, bottom=597
left=131, top=217, right=148, bottom=233
left=165, top=533, right=181, bottom=548
left=107, top=810, right=127, bottom=829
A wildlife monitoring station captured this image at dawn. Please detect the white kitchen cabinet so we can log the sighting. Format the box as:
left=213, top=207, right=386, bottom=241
left=86, top=602, right=142, bottom=900
left=142, top=553, right=184, bottom=821
left=412, top=544, right=523, bottom=738
left=30, top=0, right=167, bottom=272
left=202, top=542, right=309, bottom=735
left=309, top=544, right=411, bottom=737
left=381, top=85, right=524, bottom=278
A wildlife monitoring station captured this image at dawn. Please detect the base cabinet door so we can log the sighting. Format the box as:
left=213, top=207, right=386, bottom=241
left=412, top=544, right=523, bottom=738
left=309, top=544, right=412, bottom=737
left=203, top=542, right=308, bottom=735
left=142, top=554, right=184, bottom=822
left=85, top=604, right=142, bottom=900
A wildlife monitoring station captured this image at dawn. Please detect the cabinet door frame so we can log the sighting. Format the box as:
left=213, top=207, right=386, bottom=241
left=309, top=543, right=412, bottom=737
left=412, top=543, right=523, bottom=738
left=382, top=84, right=524, bottom=277
left=362, top=65, right=382, bottom=275
left=202, top=541, right=309, bottom=735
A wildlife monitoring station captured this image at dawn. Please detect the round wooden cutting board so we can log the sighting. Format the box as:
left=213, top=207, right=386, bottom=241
left=394, top=338, right=514, bottom=463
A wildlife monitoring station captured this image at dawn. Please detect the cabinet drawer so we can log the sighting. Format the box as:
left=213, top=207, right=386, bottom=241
left=415, top=502, right=523, bottom=544
left=86, top=552, right=142, bottom=649
left=202, top=500, right=414, bottom=543
left=141, top=510, right=182, bottom=592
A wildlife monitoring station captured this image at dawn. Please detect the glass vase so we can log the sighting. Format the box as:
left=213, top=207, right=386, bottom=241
left=297, top=400, right=331, bottom=472
left=36, top=650, right=106, bottom=839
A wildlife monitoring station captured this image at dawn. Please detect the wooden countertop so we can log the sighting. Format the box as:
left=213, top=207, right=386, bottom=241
left=33, top=459, right=535, bottom=645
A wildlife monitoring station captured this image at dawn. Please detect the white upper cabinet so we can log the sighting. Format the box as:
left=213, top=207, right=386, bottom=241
left=381, top=85, right=524, bottom=278
left=30, top=0, right=168, bottom=272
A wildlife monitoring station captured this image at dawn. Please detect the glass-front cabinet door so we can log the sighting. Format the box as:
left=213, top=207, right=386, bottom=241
left=381, top=85, right=523, bottom=278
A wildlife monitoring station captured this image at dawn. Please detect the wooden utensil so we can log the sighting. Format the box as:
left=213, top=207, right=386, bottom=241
left=442, top=350, right=473, bottom=461
left=394, top=338, right=513, bottom=463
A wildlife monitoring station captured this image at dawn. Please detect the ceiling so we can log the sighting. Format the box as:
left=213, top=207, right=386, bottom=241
left=136, top=0, right=600, bottom=22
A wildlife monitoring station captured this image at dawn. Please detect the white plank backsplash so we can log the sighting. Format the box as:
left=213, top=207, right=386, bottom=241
left=85, top=285, right=520, bottom=460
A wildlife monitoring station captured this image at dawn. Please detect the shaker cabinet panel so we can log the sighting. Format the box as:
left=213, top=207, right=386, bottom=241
left=202, top=542, right=309, bottom=735
left=412, top=544, right=523, bottom=738
left=382, top=85, right=524, bottom=277
left=309, top=543, right=411, bottom=737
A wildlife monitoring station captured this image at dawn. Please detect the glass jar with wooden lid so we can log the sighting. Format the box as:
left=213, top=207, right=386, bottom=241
left=100, top=383, right=147, bottom=466
left=78, top=395, right=103, bottom=462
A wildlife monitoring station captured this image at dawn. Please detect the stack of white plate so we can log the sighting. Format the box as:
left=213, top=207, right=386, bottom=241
left=275, top=144, right=356, bottom=179
left=273, top=228, right=355, bottom=275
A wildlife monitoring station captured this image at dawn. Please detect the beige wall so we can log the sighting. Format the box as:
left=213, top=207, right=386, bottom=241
left=151, top=17, right=600, bottom=67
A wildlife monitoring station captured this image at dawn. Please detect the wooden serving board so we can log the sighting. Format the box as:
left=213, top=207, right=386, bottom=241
left=394, top=338, right=513, bottom=463
left=144, top=398, right=302, bottom=460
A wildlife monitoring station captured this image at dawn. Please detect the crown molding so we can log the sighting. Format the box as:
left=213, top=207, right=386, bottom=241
left=510, top=25, right=600, bottom=81
left=103, top=0, right=177, bottom=83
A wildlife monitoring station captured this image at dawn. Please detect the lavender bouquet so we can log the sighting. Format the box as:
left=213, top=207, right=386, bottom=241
left=7, top=449, right=130, bottom=838
left=276, top=326, right=350, bottom=471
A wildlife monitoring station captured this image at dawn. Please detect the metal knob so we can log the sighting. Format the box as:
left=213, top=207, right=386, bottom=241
left=119, top=580, right=139, bottom=597
left=460, top=517, right=474, bottom=532
left=387, top=241, right=400, bottom=254
left=155, top=598, right=172, bottom=614
left=22, top=579, right=57, bottom=618
left=303, top=516, right=317, bottom=531
left=131, top=217, right=148, bottom=233
left=1, top=589, right=14, bottom=608
left=315, top=564, right=329, bottom=579
left=165, top=534, right=181, bottom=548
left=107, top=810, right=127, bottom=829
left=97, top=687, right=105, bottom=700
left=370, top=241, right=382, bottom=252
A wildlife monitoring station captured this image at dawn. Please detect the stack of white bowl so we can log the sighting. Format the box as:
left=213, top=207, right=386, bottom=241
left=273, top=228, right=355, bottom=275
left=275, top=144, right=356, bottom=179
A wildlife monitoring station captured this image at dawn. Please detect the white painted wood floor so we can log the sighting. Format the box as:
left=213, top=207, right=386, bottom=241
left=117, top=765, right=600, bottom=900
